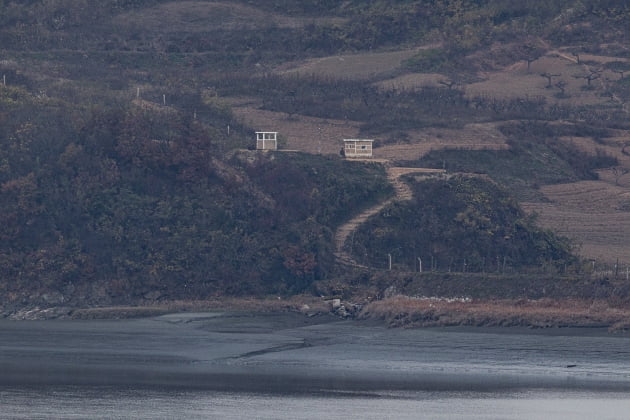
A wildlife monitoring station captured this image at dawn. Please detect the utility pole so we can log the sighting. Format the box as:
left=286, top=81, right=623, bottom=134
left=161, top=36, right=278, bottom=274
left=388, top=254, right=392, bottom=271
left=615, top=259, right=619, bottom=279
left=318, top=127, right=322, bottom=154
left=163, top=94, right=166, bottom=105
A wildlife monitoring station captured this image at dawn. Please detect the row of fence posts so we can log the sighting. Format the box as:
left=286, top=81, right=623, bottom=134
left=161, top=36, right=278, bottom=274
left=0, top=79, right=219, bottom=131
left=384, top=254, right=630, bottom=279
left=386, top=254, right=510, bottom=274
left=134, top=87, right=221, bottom=128
left=590, top=259, right=630, bottom=281
left=0, top=79, right=230, bottom=137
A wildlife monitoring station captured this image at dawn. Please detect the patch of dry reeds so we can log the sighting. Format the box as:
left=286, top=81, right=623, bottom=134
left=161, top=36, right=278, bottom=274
left=358, top=296, right=630, bottom=331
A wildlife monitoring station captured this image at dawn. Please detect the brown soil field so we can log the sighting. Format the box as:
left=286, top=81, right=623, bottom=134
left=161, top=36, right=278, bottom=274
left=522, top=180, right=630, bottom=263
left=465, top=53, right=616, bottom=105
left=227, top=97, right=361, bottom=155
left=377, top=142, right=509, bottom=162
left=521, top=133, right=630, bottom=263
left=378, top=122, right=508, bottom=160
left=276, top=48, right=426, bottom=80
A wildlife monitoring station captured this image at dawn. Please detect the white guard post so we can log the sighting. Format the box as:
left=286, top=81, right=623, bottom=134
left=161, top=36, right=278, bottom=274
left=343, top=139, right=373, bottom=158
left=256, top=132, right=278, bottom=150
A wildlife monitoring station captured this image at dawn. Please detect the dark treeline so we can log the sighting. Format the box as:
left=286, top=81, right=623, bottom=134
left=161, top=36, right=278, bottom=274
left=1, top=1, right=628, bottom=58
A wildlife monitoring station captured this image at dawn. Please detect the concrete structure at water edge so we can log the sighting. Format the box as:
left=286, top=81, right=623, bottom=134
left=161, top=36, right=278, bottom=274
left=343, top=139, right=373, bottom=158
left=256, top=131, right=278, bottom=150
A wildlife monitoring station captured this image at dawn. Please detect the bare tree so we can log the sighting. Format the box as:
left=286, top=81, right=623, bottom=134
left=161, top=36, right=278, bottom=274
left=554, top=80, right=568, bottom=96
left=611, top=167, right=629, bottom=186
left=540, top=72, right=560, bottom=88
left=602, top=88, right=615, bottom=102
left=573, top=68, right=602, bottom=87
left=605, top=61, right=630, bottom=80
left=571, top=51, right=581, bottom=64
left=612, top=69, right=626, bottom=79
left=521, top=42, right=545, bottom=72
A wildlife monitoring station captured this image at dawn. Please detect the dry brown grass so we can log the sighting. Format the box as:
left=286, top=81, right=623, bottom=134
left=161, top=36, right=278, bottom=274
left=522, top=192, right=630, bottom=263
left=226, top=97, right=362, bottom=154
left=520, top=133, right=630, bottom=263
left=359, top=296, right=630, bottom=331
left=464, top=54, right=604, bottom=105
left=276, top=48, right=428, bottom=80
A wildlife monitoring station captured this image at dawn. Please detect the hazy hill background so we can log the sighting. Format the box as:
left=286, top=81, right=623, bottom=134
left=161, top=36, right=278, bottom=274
left=0, top=0, right=629, bottom=308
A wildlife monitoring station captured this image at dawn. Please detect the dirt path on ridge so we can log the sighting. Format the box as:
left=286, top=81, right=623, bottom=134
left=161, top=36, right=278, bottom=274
left=334, top=166, right=445, bottom=267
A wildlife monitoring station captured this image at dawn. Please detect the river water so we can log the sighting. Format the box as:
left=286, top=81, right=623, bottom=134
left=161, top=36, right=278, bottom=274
left=1, top=312, right=630, bottom=419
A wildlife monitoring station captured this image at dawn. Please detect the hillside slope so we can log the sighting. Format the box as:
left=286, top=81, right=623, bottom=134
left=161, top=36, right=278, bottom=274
left=1, top=1, right=630, bottom=309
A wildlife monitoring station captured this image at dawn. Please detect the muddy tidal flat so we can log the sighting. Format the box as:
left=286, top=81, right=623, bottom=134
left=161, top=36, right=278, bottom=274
left=2, top=312, right=630, bottom=418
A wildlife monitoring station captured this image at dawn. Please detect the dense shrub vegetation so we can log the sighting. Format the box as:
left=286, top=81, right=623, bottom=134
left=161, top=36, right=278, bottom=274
left=0, top=86, right=391, bottom=302
left=350, top=176, right=575, bottom=272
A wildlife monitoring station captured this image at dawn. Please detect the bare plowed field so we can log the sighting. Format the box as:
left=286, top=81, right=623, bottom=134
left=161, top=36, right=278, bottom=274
left=522, top=180, right=630, bottom=263
left=228, top=97, right=361, bottom=154
left=378, top=123, right=508, bottom=161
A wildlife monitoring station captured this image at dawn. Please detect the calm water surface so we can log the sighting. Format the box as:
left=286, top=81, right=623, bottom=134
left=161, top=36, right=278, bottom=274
left=2, top=312, right=630, bottom=419
left=2, top=387, right=630, bottom=419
